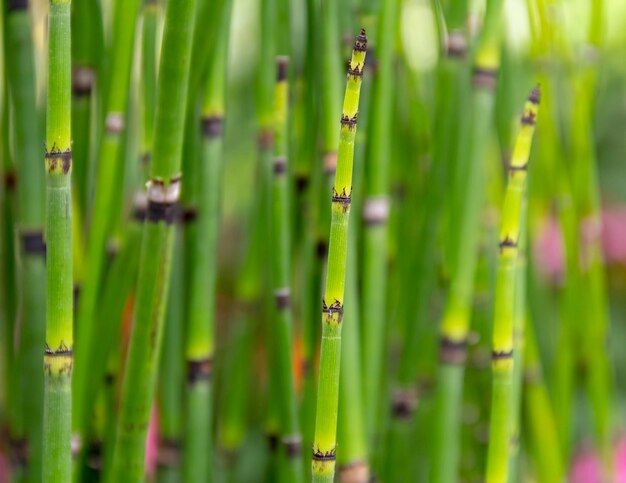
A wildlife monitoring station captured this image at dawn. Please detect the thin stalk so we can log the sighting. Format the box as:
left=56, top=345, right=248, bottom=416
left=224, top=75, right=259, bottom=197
left=523, top=315, right=563, bottom=483
left=312, top=30, right=367, bottom=483
left=360, top=0, right=398, bottom=447
left=43, top=0, right=73, bottom=481
left=431, top=1, right=505, bottom=480
left=3, top=1, right=46, bottom=479
left=269, top=56, right=304, bottom=483
left=140, top=0, right=160, bottom=171
left=71, top=0, right=103, bottom=214
left=182, top=1, right=231, bottom=480
left=72, top=0, right=142, bottom=441
left=485, top=86, right=540, bottom=483
left=157, top=228, right=184, bottom=483
left=109, top=0, right=197, bottom=478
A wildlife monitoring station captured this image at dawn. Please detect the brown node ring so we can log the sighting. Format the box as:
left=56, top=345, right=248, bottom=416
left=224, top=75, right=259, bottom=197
left=274, top=289, right=290, bottom=310
left=340, top=113, right=358, bottom=129
left=7, top=0, right=28, bottom=11
left=312, top=447, right=337, bottom=461
left=21, top=230, right=46, bottom=256
left=439, top=336, right=468, bottom=365
left=282, top=436, right=302, bottom=458
left=157, top=438, right=181, bottom=468
left=187, top=357, right=212, bottom=383
left=492, top=350, right=514, bottom=360
left=273, top=156, right=287, bottom=175
left=44, top=148, right=72, bottom=174
left=499, top=237, right=518, bottom=250
left=472, top=67, right=498, bottom=89
left=354, top=28, right=367, bottom=51
left=521, top=111, right=537, bottom=125
left=201, top=116, right=223, bottom=138
left=322, top=299, right=344, bottom=322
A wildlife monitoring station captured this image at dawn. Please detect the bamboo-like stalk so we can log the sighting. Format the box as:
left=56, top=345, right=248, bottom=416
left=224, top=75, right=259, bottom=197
left=312, top=30, right=367, bottom=483
left=72, top=0, right=142, bottom=441
left=3, top=1, right=47, bottom=479
left=182, top=2, right=231, bottom=480
left=268, top=55, right=305, bottom=482
left=360, top=0, right=398, bottom=446
left=108, top=0, right=197, bottom=478
left=141, top=0, right=159, bottom=172
left=157, top=229, right=184, bottom=483
left=43, top=0, right=73, bottom=480
left=431, top=2, right=504, bottom=480
left=522, top=314, right=564, bottom=483
left=485, top=86, right=540, bottom=483
left=70, top=0, right=103, bottom=214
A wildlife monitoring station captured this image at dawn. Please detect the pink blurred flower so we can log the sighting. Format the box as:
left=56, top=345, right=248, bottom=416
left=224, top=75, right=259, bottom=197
left=570, top=438, right=626, bottom=483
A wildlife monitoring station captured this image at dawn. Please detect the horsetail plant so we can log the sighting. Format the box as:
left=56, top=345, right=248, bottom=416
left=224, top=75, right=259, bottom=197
left=360, top=0, right=399, bottom=447
left=43, top=0, right=74, bottom=480
left=73, top=0, right=142, bottom=444
left=312, top=29, right=367, bottom=483
left=485, top=85, right=540, bottom=483
left=3, top=0, right=46, bottom=479
left=268, top=56, right=305, bottom=483
left=182, top=1, right=232, bottom=479
left=109, top=0, right=197, bottom=478
left=431, top=1, right=504, bottom=480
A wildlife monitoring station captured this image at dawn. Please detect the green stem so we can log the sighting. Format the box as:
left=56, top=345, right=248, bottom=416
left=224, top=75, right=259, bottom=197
left=312, top=30, right=367, bottom=483
left=43, top=1, right=73, bottom=481
left=109, top=0, right=197, bottom=478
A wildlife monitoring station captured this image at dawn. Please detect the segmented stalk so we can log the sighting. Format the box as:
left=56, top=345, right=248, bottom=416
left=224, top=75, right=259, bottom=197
left=312, top=30, right=367, bottom=483
left=43, top=1, right=73, bottom=480
left=268, top=56, right=305, bottom=482
left=73, top=0, right=142, bottom=441
left=182, top=2, right=231, bottom=479
left=360, top=0, right=399, bottom=446
left=109, top=0, right=197, bottom=478
left=431, top=2, right=504, bottom=480
left=486, top=86, right=540, bottom=483
left=4, top=0, right=47, bottom=479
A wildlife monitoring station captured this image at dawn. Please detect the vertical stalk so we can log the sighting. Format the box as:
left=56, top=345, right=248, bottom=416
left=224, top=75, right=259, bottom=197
left=431, top=2, right=504, bottom=480
left=109, top=0, right=197, bottom=479
left=312, top=30, right=367, bottom=483
left=3, top=0, right=47, bottom=479
left=43, top=1, right=73, bottom=481
left=485, top=87, right=540, bottom=483
left=269, top=56, right=304, bottom=482
left=360, top=0, right=398, bottom=446
left=141, top=0, right=160, bottom=172
left=72, top=0, right=142, bottom=441
left=182, top=1, right=231, bottom=480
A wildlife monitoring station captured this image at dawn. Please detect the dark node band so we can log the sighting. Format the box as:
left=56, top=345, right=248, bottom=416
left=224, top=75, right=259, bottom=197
left=86, top=441, right=103, bottom=470
left=340, top=114, right=358, bottom=129
left=283, top=437, right=302, bottom=458
left=147, top=200, right=180, bottom=224
left=74, top=284, right=81, bottom=312
left=322, top=299, right=344, bottom=322
left=157, top=438, right=181, bottom=467
left=187, top=358, right=212, bottom=383
left=72, top=67, right=95, bottom=97
left=295, top=174, right=309, bottom=193
left=10, top=438, right=28, bottom=467
left=277, top=56, right=289, bottom=81
left=7, top=0, right=28, bottom=11
left=529, top=85, right=541, bottom=104
left=447, top=32, right=467, bottom=59
left=354, top=28, right=367, bottom=51
left=439, top=336, right=468, bottom=365
left=472, top=67, right=498, bottom=90
left=499, top=237, right=518, bottom=250
left=267, top=433, right=279, bottom=451
left=133, top=205, right=147, bottom=222
left=141, top=152, right=151, bottom=166
left=21, top=230, right=46, bottom=256
left=274, top=289, right=290, bottom=310
left=273, top=156, right=287, bottom=175
left=258, top=129, right=274, bottom=151
left=104, top=372, right=115, bottom=385
left=347, top=64, right=364, bottom=78
left=521, top=111, right=537, bottom=125
left=181, top=206, right=197, bottom=224
left=316, top=240, right=328, bottom=258
left=201, top=116, right=223, bottom=138
left=44, top=341, right=73, bottom=356
left=391, top=390, right=417, bottom=420
left=332, top=187, right=352, bottom=204
left=509, top=163, right=528, bottom=172
left=312, top=447, right=337, bottom=461
left=4, top=169, right=17, bottom=191
left=45, top=148, right=72, bottom=174
left=302, top=359, right=311, bottom=376
left=492, top=350, right=514, bottom=360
